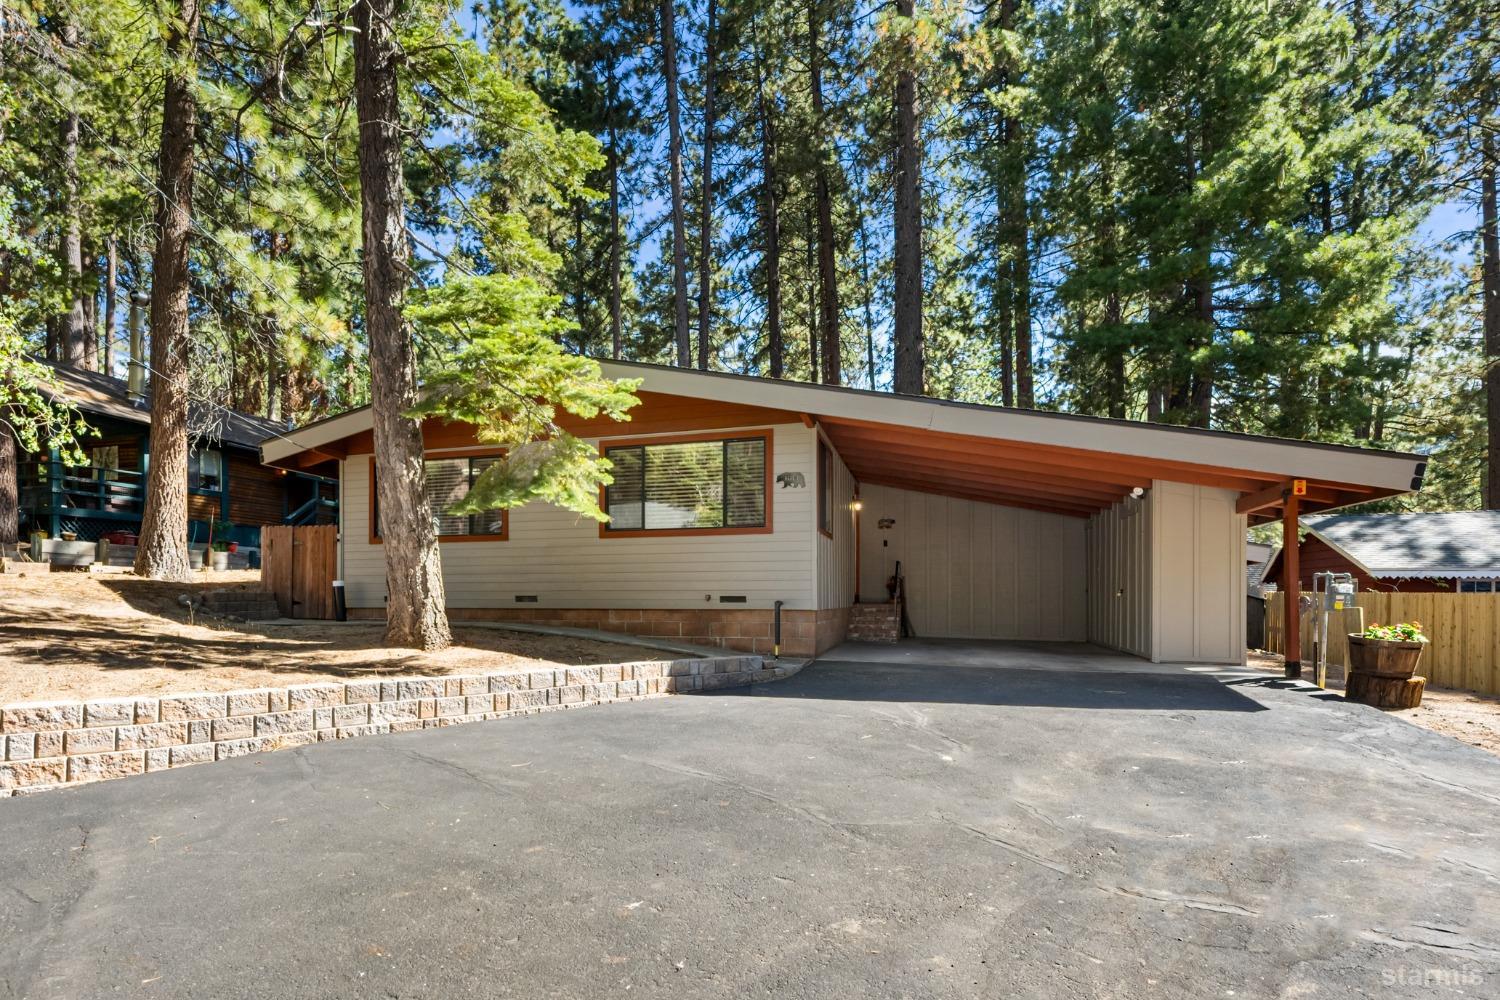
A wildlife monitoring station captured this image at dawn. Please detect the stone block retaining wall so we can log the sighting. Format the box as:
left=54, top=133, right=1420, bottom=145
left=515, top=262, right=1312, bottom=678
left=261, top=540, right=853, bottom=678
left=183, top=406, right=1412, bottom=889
left=1, top=654, right=787, bottom=797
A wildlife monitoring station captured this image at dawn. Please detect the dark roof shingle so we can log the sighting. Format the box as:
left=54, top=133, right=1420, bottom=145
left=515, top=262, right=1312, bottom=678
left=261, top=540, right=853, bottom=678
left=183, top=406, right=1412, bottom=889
left=1304, top=512, right=1500, bottom=579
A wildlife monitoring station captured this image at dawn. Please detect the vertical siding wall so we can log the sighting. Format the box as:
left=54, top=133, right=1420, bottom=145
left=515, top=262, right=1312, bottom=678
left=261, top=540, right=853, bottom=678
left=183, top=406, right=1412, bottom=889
left=1150, top=481, right=1246, bottom=664
left=1086, top=493, right=1152, bottom=658
left=815, top=437, right=856, bottom=610
left=855, top=483, right=1087, bottom=641
left=339, top=422, right=819, bottom=612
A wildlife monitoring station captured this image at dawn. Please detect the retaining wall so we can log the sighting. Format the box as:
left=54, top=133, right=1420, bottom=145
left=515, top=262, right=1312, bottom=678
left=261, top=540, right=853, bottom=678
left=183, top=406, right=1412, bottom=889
left=1, top=654, right=787, bottom=797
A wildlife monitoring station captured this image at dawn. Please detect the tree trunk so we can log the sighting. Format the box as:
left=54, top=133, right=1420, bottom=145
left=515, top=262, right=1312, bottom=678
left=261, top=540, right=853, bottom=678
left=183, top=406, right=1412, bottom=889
left=753, top=33, right=783, bottom=379
left=133, top=0, right=200, bottom=582
left=1013, top=202, right=1033, bottom=407
left=1484, top=123, right=1499, bottom=508
left=661, top=0, right=691, bottom=366
left=103, top=235, right=117, bottom=375
left=57, top=18, right=88, bottom=369
left=607, top=58, right=623, bottom=360
left=0, top=426, right=16, bottom=549
left=353, top=0, right=451, bottom=650
left=806, top=205, right=819, bottom=382
left=810, top=1, right=840, bottom=385
left=82, top=248, right=99, bottom=370
left=857, top=213, right=877, bottom=389
left=696, top=0, right=716, bottom=370
left=891, top=0, right=923, bottom=395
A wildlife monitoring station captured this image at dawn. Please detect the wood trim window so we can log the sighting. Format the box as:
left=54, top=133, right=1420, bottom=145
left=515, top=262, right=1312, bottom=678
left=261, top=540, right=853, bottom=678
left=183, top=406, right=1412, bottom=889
left=600, top=430, right=773, bottom=538
left=368, top=452, right=509, bottom=544
left=817, top=437, right=833, bottom=538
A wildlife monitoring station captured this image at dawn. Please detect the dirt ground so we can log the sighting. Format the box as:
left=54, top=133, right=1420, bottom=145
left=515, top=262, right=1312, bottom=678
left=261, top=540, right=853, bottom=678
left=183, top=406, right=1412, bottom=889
left=0, top=569, right=674, bottom=704
left=1248, top=650, right=1500, bottom=757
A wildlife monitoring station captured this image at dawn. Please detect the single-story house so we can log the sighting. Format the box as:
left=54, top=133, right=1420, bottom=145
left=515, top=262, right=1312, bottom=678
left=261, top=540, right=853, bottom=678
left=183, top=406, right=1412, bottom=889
left=1263, top=511, right=1500, bottom=593
left=260, top=361, right=1425, bottom=662
left=17, top=363, right=337, bottom=551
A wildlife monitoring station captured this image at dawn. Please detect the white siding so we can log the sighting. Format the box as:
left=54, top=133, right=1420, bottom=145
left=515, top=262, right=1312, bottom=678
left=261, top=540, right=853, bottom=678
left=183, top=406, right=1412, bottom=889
left=1086, top=494, right=1152, bottom=658
left=855, top=483, right=1087, bottom=641
left=340, top=423, right=819, bottom=612
left=1150, top=480, right=1245, bottom=664
left=815, top=436, right=857, bottom=610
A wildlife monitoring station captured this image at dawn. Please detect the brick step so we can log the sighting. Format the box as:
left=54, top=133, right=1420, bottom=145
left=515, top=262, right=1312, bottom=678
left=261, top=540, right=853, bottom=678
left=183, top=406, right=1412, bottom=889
left=847, top=602, right=901, bottom=644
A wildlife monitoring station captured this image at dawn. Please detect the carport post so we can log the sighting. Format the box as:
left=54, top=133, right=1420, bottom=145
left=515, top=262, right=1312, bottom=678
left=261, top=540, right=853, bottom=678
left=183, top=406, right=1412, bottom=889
left=1282, top=493, right=1301, bottom=679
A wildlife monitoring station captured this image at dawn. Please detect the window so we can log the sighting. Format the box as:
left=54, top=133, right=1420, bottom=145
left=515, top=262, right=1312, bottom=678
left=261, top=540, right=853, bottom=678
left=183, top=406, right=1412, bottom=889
left=603, top=433, right=769, bottom=535
left=370, top=454, right=507, bottom=542
left=91, top=446, right=120, bottom=482
left=189, top=448, right=222, bottom=491
left=1460, top=579, right=1496, bottom=593
left=817, top=438, right=833, bottom=537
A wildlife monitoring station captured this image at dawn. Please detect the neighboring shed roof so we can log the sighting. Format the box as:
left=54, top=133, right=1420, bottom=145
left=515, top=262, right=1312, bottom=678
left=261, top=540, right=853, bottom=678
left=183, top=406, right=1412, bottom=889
left=1301, top=512, right=1500, bottom=580
left=40, top=363, right=285, bottom=452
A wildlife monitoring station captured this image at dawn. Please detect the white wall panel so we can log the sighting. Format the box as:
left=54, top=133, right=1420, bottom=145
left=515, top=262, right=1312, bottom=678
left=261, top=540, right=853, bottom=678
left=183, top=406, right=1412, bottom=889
left=855, top=484, right=1087, bottom=641
left=340, top=423, right=818, bottom=612
left=1150, top=481, right=1246, bottom=664
left=1086, top=493, right=1152, bottom=658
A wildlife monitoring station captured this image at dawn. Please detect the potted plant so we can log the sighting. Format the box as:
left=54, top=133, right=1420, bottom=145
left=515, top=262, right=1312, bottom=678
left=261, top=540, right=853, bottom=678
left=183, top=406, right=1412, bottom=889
left=1347, top=621, right=1428, bottom=679
left=209, top=540, right=231, bottom=571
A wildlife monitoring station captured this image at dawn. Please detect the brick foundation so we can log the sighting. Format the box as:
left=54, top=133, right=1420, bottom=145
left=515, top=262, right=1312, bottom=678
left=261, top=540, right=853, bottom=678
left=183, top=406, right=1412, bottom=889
left=350, top=606, right=852, bottom=658
left=847, top=602, right=901, bottom=643
left=1, top=654, right=795, bottom=797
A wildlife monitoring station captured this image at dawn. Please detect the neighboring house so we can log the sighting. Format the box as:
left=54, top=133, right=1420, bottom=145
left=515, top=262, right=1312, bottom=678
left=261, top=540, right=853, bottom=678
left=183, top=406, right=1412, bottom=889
left=1246, top=541, right=1276, bottom=596
left=260, top=360, right=1424, bottom=661
left=16, top=363, right=337, bottom=550
left=1263, top=511, right=1500, bottom=593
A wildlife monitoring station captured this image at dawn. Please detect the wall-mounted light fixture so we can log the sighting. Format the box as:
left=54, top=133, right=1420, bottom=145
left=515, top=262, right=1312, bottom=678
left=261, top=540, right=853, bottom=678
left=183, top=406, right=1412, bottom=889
left=851, top=494, right=864, bottom=512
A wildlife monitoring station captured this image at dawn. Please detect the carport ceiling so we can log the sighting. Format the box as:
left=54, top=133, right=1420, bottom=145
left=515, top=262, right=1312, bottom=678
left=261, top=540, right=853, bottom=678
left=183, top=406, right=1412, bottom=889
left=818, top=417, right=1385, bottom=523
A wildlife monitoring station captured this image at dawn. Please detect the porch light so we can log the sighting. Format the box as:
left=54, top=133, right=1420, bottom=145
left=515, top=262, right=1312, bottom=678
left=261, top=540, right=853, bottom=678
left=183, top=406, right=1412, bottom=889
left=851, top=496, right=864, bottom=512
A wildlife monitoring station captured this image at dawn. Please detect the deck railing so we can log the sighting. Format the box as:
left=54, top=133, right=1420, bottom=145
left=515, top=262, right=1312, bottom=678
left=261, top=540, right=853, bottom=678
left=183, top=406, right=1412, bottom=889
left=18, top=462, right=146, bottom=517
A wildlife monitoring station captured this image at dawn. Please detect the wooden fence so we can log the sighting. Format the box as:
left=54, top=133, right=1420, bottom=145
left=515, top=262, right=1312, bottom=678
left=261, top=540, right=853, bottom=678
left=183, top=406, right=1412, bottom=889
left=260, top=524, right=338, bottom=619
left=1265, top=591, right=1500, bottom=696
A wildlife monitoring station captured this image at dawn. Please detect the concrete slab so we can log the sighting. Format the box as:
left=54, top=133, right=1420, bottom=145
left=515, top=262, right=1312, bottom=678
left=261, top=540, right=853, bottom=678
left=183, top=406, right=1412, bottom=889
left=2, top=645, right=1497, bottom=998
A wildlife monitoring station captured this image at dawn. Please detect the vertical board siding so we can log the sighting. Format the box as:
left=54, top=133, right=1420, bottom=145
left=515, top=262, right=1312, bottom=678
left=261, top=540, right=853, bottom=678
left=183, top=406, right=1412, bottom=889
left=1151, top=481, right=1246, bottom=664
left=855, top=483, right=1087, bottom=641
left=1087, top=493, right=1152, bottom=658
left=340, top=423, right=817, bottom=612
left=1266, top=592, right=1500, bottom=696
left=815, top=439, right=857, bottom=610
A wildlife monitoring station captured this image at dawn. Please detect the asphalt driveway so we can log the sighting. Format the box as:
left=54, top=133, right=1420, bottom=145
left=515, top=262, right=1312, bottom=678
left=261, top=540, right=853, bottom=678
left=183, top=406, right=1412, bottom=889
left=3, top=640, right=1499, bottom=999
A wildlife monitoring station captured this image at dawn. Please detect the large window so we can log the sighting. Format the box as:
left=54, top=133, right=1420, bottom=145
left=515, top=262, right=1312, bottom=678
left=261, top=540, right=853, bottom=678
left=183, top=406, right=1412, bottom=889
left=371, top=455, right=507, bottom=542
left=817, top=438, right=833, bottom=537
left=604, top=434, right=769, bottom=535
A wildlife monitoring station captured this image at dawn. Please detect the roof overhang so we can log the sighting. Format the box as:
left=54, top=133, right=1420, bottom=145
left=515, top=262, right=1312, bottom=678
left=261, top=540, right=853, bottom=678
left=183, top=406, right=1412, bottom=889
left=261, top=359, right=1427, bottom=522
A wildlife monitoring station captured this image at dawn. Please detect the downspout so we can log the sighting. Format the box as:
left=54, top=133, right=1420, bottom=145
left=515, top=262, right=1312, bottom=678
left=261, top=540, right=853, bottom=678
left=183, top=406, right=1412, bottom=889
left=773, top=600, right=783, bottom=660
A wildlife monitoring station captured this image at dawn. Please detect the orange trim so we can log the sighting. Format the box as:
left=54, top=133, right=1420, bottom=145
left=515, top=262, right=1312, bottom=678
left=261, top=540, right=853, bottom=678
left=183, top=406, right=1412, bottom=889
left=368, top=452, right=510, bottom=545
left=597, top=428, right=775, bottom=538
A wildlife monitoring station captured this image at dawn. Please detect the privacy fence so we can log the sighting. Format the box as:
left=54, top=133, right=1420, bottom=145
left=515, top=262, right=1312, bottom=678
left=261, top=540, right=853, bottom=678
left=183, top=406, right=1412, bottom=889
left=1265, top=592, right=1500, bottom=697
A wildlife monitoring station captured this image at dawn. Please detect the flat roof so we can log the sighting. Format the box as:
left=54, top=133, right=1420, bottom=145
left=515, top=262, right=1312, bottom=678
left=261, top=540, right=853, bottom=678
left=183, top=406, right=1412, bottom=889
left=262, top=359, right=1426, bottom=518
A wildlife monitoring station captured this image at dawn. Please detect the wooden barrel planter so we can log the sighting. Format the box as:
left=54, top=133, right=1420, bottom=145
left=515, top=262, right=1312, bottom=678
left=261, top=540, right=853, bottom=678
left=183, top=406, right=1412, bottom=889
left=1345, top=633, right=1426, bottom=709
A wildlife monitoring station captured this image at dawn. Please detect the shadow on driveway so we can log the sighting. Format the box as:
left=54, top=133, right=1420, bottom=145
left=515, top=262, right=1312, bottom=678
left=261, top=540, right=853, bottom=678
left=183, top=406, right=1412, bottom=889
left=715, top=658, right=1269, bottom=712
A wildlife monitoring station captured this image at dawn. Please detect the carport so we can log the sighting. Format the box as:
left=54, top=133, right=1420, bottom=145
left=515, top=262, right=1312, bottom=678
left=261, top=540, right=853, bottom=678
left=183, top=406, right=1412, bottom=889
left=798, top=388, right=1428, bottom=672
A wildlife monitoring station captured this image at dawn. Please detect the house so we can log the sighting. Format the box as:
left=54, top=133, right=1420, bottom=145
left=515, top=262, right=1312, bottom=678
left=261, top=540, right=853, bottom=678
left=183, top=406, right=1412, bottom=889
left=1262, top=511, right=1500, bottom=593
left=16, top=363, right=337, bottom=556
left=260, top=360, right=1424, bottom=661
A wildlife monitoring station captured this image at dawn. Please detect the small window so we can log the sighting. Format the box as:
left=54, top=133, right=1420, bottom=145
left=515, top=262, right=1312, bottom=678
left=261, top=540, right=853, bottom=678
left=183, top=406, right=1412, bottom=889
left=817, top=438, right=833, bottom=537
left=371, top=455, right=507, bottom=541
left=1460, top=580, right=1495, bottom=593
left=603, top=434, right=768, bottom=535
left=189, top=448, right=222, bottom=491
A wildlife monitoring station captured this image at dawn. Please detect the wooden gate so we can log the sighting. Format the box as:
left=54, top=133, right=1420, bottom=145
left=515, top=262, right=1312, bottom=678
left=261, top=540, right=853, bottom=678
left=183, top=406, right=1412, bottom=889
left=260, top=524, right=338, bottom=619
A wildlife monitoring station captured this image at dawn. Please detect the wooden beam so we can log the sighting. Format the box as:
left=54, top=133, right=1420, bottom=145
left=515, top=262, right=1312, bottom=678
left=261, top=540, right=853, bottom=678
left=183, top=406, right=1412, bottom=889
left=837, top=452, right=1128, bottom=504
left=859, top=473, right=1102, bottom=517
left=799, top=412, right=817, bottom=428
left=821, top=419, right=1279, bottom=494
left=1237, top=481, right=1289, bottom=515
left=831, top=443, right=1139, bottom=499
left=1282, top=493, right=1301, bottom=679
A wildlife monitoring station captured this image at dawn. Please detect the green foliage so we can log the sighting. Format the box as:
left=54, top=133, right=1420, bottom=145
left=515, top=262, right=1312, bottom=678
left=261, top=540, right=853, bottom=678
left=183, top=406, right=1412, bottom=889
left=410, top=273, right=641, bottom=520
left=1362, top=621, right=1428, bottom=643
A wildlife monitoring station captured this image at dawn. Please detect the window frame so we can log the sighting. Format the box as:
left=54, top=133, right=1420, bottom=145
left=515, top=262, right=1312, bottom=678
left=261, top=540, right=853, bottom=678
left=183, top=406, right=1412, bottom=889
left=597, top=429, right=774, bottom=539
left=368, top=449, right=510, bottom=545
left=816, top=436, right=834, bottom=539
left=188, top=446, right=224, bottom=493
